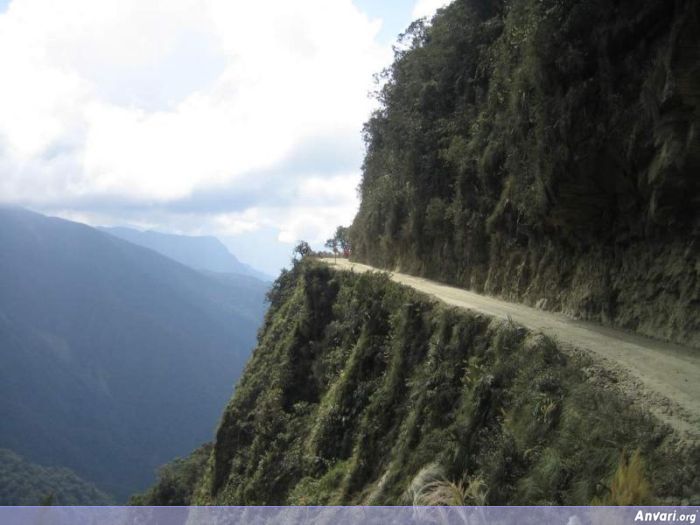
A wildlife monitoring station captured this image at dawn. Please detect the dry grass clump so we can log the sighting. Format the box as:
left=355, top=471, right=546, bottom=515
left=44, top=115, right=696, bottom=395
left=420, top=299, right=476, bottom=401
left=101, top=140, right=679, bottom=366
left=406, top=463, right=487, bottom=506
left=592, top=450, right=651, bottom=505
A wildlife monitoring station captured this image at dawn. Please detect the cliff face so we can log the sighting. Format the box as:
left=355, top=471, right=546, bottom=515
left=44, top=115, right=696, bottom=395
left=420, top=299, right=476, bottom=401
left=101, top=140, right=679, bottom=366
left=133, top=0, right=700, bottom=506
left=173, top=263, right=696, bottom=505
left=350, top=0, right=700, bottom=347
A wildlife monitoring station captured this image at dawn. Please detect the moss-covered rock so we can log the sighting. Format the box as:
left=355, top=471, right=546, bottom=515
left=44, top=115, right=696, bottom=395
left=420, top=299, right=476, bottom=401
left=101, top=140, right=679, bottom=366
left=351, top=0, right=700, bottom=348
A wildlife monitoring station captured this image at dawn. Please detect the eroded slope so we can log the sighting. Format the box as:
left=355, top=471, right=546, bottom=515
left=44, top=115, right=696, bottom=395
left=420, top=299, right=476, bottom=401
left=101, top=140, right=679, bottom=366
left=190, top=263, right=698, bottom=505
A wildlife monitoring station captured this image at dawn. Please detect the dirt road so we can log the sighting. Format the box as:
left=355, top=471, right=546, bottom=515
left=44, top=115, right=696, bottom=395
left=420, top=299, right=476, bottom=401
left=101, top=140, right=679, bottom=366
left=321, top=258, right=700, bottom=440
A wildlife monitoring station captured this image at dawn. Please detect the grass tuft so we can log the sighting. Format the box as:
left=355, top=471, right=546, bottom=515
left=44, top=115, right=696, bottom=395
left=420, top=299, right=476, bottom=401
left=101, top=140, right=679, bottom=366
left=592, top=449, right=652, bottom=506
left=406, top=463, right=487, bottom=506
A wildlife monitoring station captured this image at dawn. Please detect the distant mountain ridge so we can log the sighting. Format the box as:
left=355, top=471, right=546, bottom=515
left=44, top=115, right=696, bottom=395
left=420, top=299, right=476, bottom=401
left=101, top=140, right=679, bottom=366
left=101, top=226, right=272, bottom=281
left=0, top=206, right=269, bottom=501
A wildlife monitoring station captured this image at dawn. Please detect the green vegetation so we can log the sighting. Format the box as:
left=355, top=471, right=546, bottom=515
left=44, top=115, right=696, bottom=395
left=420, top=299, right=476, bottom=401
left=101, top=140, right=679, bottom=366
left=325, top=226, right=352, bottom=259
left=351, top=0, right=699, bottom=348
left=130, top=444, right=213, bottom=506
left=0, top=207, right=268, bottom=501
left=0, top=449, right=112, bottom=505
left=293, top=240, right=313, bottom=260
left=133, top=0, right=700, bottom=506
left=179, top=262, right=698, bottom=505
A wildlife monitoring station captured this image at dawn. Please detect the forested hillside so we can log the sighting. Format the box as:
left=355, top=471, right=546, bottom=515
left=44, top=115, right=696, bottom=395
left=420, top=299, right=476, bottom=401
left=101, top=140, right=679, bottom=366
left=143, top=262, right=697, bottom=505
left=0, top=449, right=112, bottom=506
left=351, top=0, right=700, bottom=347
left=0, top=207, right=268, bottom=501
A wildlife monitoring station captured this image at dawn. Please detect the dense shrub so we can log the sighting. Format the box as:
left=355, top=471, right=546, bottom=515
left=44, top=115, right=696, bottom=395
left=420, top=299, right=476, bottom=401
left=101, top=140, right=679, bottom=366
left=351, top=0, right=700, bottom=347
left=187, top=263, right=698, bottom=505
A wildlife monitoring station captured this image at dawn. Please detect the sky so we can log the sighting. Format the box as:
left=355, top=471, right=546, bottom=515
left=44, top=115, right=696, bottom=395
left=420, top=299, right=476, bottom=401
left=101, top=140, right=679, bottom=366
left=0, top=0, right=451, bottom=276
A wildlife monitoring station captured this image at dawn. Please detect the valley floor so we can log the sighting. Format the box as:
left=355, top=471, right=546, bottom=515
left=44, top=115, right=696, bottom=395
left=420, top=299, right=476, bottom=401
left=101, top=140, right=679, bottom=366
left=321, top=258, right=700, bottom=442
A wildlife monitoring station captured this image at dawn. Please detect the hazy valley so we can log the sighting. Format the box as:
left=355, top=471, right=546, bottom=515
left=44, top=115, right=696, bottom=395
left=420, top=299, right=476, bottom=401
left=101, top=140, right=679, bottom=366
left=0, top=207, right=269, bottom=502
left=0, top=0, right=698, bottom=511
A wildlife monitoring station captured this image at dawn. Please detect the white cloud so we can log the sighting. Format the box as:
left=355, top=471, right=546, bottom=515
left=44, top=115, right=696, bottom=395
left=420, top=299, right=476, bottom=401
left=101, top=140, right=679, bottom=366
left=140, top=173, right=360, bottom=245
left=411, top=0, right=452, bottom=20
left=0, top=0, right=389, bottom=247
left=276, top=172, right=361, bottom=243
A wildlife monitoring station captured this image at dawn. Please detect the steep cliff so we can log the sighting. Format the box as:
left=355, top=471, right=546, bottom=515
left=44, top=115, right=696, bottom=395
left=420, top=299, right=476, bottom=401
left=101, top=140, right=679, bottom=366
left=134, top=0, right=700, bottom=506
left=351, top=0, right=700, bottom=347
left=0, top=207, right=267, bottom=500
left=142, top=262, right=696, bottom=505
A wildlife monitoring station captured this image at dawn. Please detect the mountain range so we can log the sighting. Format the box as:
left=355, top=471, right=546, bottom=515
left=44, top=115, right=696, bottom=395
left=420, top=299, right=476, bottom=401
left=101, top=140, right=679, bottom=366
left=0, top=206, right=269, bottom=501
left=100, top=227, right=272, bottom=282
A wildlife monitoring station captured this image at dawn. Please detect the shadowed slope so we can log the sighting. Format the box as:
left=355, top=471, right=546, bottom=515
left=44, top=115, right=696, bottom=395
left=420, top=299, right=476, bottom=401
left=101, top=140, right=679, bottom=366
left=0, top=207, right=268, bottom=500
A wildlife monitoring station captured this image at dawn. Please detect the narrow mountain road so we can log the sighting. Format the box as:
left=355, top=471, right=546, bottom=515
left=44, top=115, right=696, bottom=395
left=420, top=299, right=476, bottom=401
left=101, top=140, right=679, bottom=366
left=321, top=258, right=700, bottom=441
